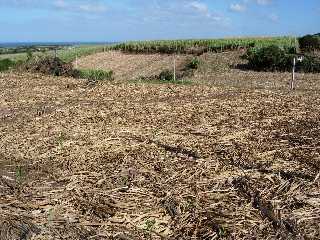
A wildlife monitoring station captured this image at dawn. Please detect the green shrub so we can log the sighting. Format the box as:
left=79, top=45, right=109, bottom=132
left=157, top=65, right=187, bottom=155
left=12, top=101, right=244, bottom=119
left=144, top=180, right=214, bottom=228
left=245, top=45, right=292, bottom=71
left=158, top=70, right=175, bottom=82
left=77, top=69, right=113, bottom=81
left=26, top=49, right=33, bottom=61
left=186, top=57, right=201, bottom=70
left=244, top=45, right=320, bottom=73
left=0, top=58, right=15, bottom=72
left=299, top=55, right=320, bottom=73
left=298, top=35, right=320, bottom=51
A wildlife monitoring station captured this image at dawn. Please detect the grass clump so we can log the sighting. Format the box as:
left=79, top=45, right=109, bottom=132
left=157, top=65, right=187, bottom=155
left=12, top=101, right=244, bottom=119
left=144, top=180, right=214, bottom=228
left=186, top=57, right=201, bottom=70
left=158, top=70, right=175, bottom=82
left=77, top=69, right=114, bottom=81
left=135, top=71, right=192, bottom=85
left=0, top=58, right=16, bottom=72
left=134, top=68, right=194, bottom=85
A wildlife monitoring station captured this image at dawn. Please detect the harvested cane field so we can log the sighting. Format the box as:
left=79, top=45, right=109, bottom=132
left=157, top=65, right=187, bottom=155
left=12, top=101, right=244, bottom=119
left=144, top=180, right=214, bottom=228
left=76, top=51, right=192, bottom=81
left=0, top=72, right=320, bottom=239
left=76, top=50, right=320, bottom=91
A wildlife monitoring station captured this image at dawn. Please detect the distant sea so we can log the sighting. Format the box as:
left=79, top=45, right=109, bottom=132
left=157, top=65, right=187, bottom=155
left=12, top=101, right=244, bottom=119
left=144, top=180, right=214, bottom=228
left=0, top=42, right=116, bottom=48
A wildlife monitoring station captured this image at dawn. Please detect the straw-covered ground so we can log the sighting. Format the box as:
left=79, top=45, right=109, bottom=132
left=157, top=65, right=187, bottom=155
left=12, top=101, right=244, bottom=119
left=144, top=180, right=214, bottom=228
left=0, top=72, right=320, bottom=239
left=76, top=51, right=320, bottom=91
left=76, top=51, right=192, bottom=81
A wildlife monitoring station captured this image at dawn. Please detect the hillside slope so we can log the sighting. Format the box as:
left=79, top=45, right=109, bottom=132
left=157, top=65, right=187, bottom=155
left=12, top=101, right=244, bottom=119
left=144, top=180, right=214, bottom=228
left=76, top=50, right=320, bottom=90
left=76, top=51, right=192, bottom=81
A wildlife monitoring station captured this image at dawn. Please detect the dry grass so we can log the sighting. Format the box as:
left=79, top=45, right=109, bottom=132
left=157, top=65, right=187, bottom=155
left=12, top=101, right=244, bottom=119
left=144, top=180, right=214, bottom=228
left=0, top=71, right=320, bottom=239
left=76, top=51, right=320, bottom=91
left=75, top=51, right=191, bottom=81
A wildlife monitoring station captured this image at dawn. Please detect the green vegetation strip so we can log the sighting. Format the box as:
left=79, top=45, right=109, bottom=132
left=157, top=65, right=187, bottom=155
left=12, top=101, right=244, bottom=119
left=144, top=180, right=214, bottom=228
left=77, top=69, right=114, bottom=81
left=0, top=45, right=107, bottom=62
left=109, top=37, right=297, bottom=54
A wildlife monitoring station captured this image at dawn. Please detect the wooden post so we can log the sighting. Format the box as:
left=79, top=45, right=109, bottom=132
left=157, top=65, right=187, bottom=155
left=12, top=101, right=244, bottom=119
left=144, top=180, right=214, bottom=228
left=54, top=48, right=57, bottom=58
left=75, top=55, right=78, bottom=68
left=173, top=56, right=176, bottom=82
left=291, top=57, right=296, bottom=90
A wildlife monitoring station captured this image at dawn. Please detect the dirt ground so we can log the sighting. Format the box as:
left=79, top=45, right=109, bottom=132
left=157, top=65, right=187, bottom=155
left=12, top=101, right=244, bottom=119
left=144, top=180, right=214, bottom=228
left=76, top=51, right=320, bottom=91
left=0, top=71, right=319, bottom=239
left=75, top=51, right=192, bottom=81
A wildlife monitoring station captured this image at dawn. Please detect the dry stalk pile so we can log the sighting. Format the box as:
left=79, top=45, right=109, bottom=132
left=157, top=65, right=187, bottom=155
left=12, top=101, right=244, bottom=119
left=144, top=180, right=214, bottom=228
left=0, top=72, right=319, bottom=239
left=20, top=56, right=78, bottom=77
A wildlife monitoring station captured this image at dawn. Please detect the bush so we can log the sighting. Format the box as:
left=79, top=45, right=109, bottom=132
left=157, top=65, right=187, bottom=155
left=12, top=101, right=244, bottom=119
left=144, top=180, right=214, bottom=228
left=0, top=59, right=16, bottom=72
left=298, top=35, right=320, bottom=51
left=77, top=69, right=113, bottom=81
left=299, top=55, right=320, bottom=73
left=245, top=45, right=292, bottom=71
left=158, top=70, right=175, bottom=82
left=244, top=45, right=320, bottom=73
left=186, top=57, right=201, bottom=70
left=26, top=49, right=33, bottom=61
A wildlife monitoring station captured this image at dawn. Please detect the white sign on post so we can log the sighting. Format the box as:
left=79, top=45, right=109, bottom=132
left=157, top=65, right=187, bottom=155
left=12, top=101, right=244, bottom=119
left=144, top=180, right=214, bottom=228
left=290, top=56, right=304, bottom=90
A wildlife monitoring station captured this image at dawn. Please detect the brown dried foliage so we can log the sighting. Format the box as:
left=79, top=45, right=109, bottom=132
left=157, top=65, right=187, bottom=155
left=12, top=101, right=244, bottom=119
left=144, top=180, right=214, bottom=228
left=0, top=62, right=320, bottom=239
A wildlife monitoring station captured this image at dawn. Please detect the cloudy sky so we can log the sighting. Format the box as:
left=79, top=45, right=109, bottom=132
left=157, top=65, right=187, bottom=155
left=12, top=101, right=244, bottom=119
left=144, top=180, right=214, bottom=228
left=0, top=0, right=319, bottom=42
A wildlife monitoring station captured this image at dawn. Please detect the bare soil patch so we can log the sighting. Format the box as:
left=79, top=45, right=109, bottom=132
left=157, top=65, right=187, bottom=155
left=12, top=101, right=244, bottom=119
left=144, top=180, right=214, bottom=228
left=0, top=72, right=320, bottom=239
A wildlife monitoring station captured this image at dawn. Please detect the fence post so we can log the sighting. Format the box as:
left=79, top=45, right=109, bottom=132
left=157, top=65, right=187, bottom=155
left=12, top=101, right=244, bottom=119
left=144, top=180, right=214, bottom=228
left=173, top=56, right=176, bottom=82
left=290, top=57, right=296, bottom=90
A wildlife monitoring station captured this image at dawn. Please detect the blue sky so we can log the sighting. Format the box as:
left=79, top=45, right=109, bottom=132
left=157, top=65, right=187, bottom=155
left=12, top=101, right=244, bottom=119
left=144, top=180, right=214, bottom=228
left=0, top=0, right=319, bottom=42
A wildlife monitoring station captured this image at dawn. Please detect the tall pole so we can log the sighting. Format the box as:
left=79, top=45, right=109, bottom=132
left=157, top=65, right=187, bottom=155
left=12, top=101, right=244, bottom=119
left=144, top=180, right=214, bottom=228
left=291, top=57, right=296, bottom=90
left=173, top=56, right=176, bottom=82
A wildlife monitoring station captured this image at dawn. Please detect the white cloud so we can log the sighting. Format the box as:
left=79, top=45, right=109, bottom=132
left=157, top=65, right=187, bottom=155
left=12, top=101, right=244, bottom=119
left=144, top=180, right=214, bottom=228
left=229, top=0, right=272, bottom=13
left=186, top=1, right=230, bottom=23
left=188, top=1, right=210, bottom=17
left=79, top=4, right=107, bottom=13
left=230, top=3, right=246, bottom=12
left=189, top=1, right=208, bottom=12
left=52, top=0, right=107, bottom=14
left=256, top=0, right=273, bottom=5
left=268, top=13, right=279, bottom=22
left=53, top=0, right=67, bottom=9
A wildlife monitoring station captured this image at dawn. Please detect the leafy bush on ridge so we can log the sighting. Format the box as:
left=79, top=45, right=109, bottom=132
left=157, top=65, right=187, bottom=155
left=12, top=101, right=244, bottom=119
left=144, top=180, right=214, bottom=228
left=244, top=45, right=320, bottom=73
